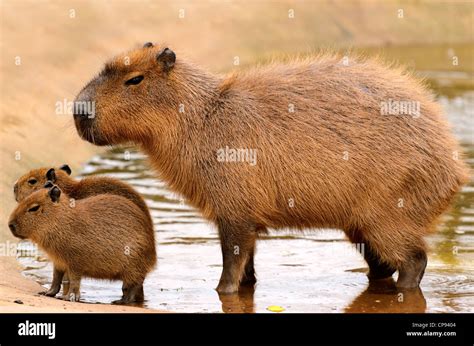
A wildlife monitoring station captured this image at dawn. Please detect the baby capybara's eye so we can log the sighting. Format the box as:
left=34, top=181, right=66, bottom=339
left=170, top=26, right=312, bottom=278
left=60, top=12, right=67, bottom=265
left=125, top=75, right=144, bottom=86
left=28, top=179, right=37, bottom=185
left=27, top=205, right=40, bottom=212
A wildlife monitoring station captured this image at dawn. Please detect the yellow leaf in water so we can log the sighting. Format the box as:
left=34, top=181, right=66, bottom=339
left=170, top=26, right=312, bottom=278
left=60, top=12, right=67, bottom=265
left=267, top=305, right=285, bottom=312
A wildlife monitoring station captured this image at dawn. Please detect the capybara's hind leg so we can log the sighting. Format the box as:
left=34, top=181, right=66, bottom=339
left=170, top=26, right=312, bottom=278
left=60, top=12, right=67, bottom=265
left=39, top=266, right=64, bottom=297
left=364, top=243, right=396, bottom=280
left=113, top=282, right=144, bottom=304
left=362, top=223, right=428, bottom=289
left=216, top=219, right=256, bottom=294
left=397, top=248, right=427, bottom=289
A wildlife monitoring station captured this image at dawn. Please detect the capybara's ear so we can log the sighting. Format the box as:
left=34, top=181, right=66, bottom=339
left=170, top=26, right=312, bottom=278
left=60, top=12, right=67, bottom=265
left=143, top=42, right=154, bottom=48
left=48, top=186, right=61, bottom=203
left=59, top=164, right=72, bottom=175
left=46, top=168, right=56, bottom=182
left=44, top=181, right=54, bottom=188
left=157, top=48, right=176, bottom=72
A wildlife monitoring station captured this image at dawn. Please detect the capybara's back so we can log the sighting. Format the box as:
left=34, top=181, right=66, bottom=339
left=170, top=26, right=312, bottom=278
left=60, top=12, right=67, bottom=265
left=209, top=57, right=467, bottom=230
left=72, top=45, right=469, bottom=292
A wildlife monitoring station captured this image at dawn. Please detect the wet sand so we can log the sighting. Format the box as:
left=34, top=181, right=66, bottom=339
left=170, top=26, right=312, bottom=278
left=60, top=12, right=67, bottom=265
left=0, top=257, right=159, bottom=313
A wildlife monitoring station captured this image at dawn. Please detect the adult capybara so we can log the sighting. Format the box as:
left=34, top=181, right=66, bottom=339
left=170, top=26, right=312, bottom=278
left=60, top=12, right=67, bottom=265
left=13, top=164, right=153, bottom=297
left=72, top=42, right=469, bottom=293
left=8, top=184, right=156, bottom=303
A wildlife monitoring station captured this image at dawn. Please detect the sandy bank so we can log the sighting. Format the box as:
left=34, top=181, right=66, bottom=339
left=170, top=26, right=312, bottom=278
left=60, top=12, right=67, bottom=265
left=0, top=257, right=160, bottom=313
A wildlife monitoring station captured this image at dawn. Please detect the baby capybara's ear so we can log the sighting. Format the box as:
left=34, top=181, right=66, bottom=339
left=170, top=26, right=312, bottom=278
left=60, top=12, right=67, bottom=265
left=143, top=42, right=154, bottom=48
left=156, top=48, right=176, bottom=72
left=48, top=186, right=61, bottom=203
left=59, top=164, right=72, bottom=175
left=46, top=168, right=56, bottom=182
left=44, top=181, right=54, bottom=188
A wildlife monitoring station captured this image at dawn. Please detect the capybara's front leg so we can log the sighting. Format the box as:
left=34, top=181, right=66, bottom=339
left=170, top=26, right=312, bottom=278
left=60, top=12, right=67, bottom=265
left=346, top=227, right=396, bottom=281
left=240, top=250, right=257, bottom=286
left=216, top=220, right=256, bottom=294
left=397, top=248, right=427, bottom=289
left=62, top=272, right=70, bottom=297
left=39, top=266, right=64, bottom=297
left=364, top=243, right=396, bottom=280
left=62, top=271, right=81, bottom=302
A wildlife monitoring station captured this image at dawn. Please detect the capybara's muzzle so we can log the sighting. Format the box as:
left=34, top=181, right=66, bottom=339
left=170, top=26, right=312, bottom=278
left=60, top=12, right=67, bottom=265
left=8, top=221, right=24, bottom=239
left=73, top=100, right=109, bottom=146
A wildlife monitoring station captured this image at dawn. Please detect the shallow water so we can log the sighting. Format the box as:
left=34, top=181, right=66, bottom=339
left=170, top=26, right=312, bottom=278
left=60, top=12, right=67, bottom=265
left=18, top=47, right=473, bottom=313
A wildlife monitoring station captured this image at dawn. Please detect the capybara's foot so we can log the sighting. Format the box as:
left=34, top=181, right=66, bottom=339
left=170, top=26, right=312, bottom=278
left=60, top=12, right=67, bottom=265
left=39, top=287, right=60, bottom=297
left=59, top=292, right=80, bottom=302
left=397, top=249, right=427, bottom=289
left=111, top=298, right=127, bottom=305
left=216, top=281, right=240, bottom=294
left=113, top=283, right=144, bottom=304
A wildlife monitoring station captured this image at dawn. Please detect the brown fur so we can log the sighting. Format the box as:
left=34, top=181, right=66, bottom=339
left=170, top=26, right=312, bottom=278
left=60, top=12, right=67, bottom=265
left=73, top=43, right=470, bottom=293
left=8, top=186, right=156, bottom=303
left=14, top=165, right=154, bottom=300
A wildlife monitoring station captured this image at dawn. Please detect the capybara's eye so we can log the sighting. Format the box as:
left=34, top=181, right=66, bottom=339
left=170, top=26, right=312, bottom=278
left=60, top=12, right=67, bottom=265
left=125, top=75, right=144, bottom=86
left=28, top=179, right=37, bottom=185
left=27, top=205, right=40, bottom=213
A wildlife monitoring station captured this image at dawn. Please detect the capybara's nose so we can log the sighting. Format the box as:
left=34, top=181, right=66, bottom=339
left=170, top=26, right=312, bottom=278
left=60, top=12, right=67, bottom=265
left=13, top=182, right=18, bottom=196
left=73, top=102, right=93, bottom=120
left=8, top=222, right=17, bottom=234
left=73, top=85, right=96, bottom=121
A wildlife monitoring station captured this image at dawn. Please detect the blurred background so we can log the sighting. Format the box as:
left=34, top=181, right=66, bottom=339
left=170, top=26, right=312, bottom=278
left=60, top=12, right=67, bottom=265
left=1, top=0, right=473, bottom=312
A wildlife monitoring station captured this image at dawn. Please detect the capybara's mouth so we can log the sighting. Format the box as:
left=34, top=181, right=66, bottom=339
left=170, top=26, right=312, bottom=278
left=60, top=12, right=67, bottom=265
left=9, top=226, right=25, bottom=239
left=73, top=117, right=110, bottom=146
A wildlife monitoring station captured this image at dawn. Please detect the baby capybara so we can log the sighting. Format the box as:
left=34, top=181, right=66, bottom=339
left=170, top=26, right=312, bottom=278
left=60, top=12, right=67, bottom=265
left=8, top=185, right=156, bottom=303
left=73, top=42, right=469, bottom=293
left=14, top=164, right=151, bottom=221
left=13, top=164, right=153, bottom=298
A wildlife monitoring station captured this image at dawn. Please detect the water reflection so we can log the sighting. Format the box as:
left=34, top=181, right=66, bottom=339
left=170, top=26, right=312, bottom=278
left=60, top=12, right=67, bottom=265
left=345, top=279, right=426, bottom=313
left=219, top=280, right=428, bottom=314
left=218, top=287, right=255, bottom=313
